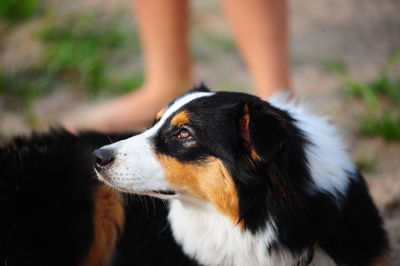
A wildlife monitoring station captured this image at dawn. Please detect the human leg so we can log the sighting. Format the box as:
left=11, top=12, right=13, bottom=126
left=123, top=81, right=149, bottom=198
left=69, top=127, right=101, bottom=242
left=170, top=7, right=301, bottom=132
left=221, top=0, right=291, bottom=99
left=65, top=0, right=191, bottom=132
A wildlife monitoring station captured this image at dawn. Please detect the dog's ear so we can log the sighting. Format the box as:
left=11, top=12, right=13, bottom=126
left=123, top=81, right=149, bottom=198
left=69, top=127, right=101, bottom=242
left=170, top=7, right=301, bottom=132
left=239, top=98, right=289, bottom=161
left=190, top=82, right=211, bottom=93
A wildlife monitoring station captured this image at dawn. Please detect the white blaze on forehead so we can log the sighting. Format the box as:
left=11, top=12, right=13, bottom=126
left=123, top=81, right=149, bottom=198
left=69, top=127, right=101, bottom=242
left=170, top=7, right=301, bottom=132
left=143, top=91, right=214, bottom=138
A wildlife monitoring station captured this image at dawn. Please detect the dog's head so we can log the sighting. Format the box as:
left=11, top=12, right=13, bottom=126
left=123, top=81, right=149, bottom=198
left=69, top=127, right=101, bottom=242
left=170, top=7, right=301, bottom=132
left=94, top=85, right=347, bottom=231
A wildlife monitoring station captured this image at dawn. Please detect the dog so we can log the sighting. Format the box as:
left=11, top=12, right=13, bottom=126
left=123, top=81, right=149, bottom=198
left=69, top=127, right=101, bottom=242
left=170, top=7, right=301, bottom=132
left=94, top=85, right=388, bottom=266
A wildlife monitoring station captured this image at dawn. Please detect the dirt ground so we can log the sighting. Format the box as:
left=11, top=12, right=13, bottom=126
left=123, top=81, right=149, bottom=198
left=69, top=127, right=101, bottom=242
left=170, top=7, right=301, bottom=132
left=1, top=0, right=399, bottom=264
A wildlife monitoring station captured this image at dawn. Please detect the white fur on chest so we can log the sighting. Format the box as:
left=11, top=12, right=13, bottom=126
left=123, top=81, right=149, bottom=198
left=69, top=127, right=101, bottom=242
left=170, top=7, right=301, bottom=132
left=168, top=199, right=273, bottom=266
left=168, top=199, right=336, bottom=266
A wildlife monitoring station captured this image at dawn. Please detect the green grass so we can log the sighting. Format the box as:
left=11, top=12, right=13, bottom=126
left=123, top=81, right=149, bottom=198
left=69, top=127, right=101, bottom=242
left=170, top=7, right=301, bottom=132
left=113, top=73, right=144, bottom=94
left=336, top=68, right=400, bottom=110
left=354, top=157, right=378, bottom=174
left=38, top=13, right=140, bottom=95
left=328, top=49, right=400, bottom=141
left=0, top=11, right=142, bottom=109
left=0, top=71, right=52, bottom=109
left=0, top=0, right=41, bottom=22
left=360, top=113, right=400, bottom=141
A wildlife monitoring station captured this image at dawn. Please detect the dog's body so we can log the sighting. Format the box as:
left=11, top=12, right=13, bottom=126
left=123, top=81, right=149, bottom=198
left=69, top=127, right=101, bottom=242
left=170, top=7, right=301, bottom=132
left=95, top=86, right=388, bottom=266
left=1, top=87, right=388, bottom=266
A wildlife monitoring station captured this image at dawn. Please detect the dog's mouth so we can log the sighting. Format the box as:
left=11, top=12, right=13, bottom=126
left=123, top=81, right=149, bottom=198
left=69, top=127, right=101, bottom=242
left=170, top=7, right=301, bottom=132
left=137, top=190, right=178, bottom=199
left=96, top=173, right=178, bottom=199
left=151, top=190, right=176, bottom=196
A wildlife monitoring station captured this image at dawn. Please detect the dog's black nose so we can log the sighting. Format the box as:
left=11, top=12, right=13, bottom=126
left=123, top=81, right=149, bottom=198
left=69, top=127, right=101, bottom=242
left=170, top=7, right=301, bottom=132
left=94, top=148, right=115, bottom=169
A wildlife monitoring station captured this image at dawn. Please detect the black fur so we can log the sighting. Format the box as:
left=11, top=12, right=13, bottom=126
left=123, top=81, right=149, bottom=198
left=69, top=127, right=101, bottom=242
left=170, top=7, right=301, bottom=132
left=0, top=130, right=108, bottom=266
left=318, top=172, right=388, bottom=265
left=112, top=197, right=198, bottom=266
left=0, top=130, right=197, bottom=266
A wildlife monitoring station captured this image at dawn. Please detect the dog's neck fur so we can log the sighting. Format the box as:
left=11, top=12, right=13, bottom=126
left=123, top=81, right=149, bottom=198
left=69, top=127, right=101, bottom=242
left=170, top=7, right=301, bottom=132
left=168, top=199, right=335, bottom=266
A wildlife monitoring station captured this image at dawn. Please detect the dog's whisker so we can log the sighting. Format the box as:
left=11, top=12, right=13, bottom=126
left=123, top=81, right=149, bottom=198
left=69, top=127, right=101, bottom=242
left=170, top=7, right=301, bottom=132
left=101, top=132, right=114, bottom=145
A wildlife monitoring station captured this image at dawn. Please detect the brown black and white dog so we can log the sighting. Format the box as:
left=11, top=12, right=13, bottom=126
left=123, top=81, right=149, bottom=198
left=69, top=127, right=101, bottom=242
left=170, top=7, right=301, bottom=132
left=94, top=85, right=388, bottom=266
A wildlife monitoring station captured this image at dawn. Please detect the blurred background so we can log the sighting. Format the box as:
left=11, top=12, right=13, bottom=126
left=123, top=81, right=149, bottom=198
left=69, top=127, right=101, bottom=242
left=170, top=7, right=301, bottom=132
left=0, top=0, right=399, bottom=263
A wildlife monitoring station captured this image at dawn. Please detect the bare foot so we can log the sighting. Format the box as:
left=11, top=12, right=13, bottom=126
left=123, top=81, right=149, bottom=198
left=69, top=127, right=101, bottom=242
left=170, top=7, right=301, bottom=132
left=63, top=86, right=186, bottom=133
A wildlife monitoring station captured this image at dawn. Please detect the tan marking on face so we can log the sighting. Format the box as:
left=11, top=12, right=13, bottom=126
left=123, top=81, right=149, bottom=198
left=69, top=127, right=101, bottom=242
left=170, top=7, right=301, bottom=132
left=369, top=252, right=389, bottom=266
left=81, top=185, right=125, bottom=266
left=240, top=105, right=262, bottom=161
left=156, top=155, right=240, bottom=224
left=155, top=108, right=165, bottom=120
left=250, top=149, right=262, bottom=161
left=171, top=111, right=190, bottom=126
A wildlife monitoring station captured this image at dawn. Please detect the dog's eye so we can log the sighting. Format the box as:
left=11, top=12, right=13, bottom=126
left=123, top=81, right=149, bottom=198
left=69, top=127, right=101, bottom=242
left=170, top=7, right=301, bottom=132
left=177, top=129, right=192, bottom=140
